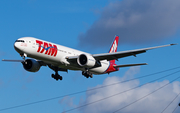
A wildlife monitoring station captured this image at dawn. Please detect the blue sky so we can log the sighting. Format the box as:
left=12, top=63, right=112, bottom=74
left=0, top=0, right=180, bottom=113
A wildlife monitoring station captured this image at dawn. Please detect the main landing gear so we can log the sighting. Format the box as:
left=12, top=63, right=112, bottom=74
left=51, top=71, right=63, bottom=81
left=48, top=64, right=67, bottom=81
left=82, top=70, right=93, bottom=78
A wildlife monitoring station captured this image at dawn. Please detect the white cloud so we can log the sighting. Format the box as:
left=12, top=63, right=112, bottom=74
left=77, top=67, right=180, bottom=113
left=59, top=96, right=77, bottom=111
left=78, top=0, right=180, bottom=48
left=122, top=66, right=140, bottom=80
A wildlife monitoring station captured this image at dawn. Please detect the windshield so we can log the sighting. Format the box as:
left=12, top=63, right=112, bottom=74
left=15, top=40, right=25, bottom=42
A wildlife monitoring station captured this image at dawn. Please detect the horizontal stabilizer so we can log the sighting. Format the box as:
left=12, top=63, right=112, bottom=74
left=114, top=63, right=147, bottom=68
left=2, top=59, right=24, bottom=62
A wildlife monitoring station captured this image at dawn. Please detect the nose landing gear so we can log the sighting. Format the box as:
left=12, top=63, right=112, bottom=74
left=20, top=53, right=27, bottom=60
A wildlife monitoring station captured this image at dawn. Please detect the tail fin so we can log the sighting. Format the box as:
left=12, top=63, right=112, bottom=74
left=108, top=35, right=119, bottom=53
left=108, top=35, right=119, bottom=64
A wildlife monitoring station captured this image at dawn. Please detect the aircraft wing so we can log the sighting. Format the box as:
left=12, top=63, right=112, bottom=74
left=2, top=59, right=47, bottom=66
left=93, top=44, right=176, bottom=61
left=66, top=44, right=176, bottom=62
left=2, top=59, right=24, bottom=62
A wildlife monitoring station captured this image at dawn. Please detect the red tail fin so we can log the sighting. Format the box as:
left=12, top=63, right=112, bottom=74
left=108, top=35, right=119, bottom=53
left=108, top=35, right=119, bottom=64
left=105, top=35, right=119, bottom=74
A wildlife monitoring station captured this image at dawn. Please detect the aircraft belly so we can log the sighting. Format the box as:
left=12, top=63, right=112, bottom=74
left=89, top=60, right=110, bottom=75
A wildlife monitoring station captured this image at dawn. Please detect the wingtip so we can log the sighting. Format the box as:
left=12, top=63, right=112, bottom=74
left=170, top=43, right=178, bottom=46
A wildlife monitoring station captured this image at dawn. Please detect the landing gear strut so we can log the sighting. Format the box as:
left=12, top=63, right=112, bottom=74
left=48, top=64, right=67, bottom=81
left=82, top=70, right=93, bottom=78
left=20, top=53, right=27, bottom=61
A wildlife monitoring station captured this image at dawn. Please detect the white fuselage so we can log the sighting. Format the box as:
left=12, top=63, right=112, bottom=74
left=14, top=37, right=110, bottom=74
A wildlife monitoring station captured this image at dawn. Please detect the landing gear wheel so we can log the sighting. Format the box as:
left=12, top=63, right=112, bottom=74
left=55, top=77, right=59, bottom=81
left=82, top=71, right=93, bottom=78
left=82, top=71, right=85, bottom=75
left=51, top=73, right=63, bottom=81
left=89, top=74, right=93, bottom=78
left=59, top=76, right=63, bottom=80
left=51, top=74, right=55, bottom=78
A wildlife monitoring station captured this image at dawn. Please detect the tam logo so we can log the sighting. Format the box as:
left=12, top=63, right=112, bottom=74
left=36, top=40, right=58, bottom=57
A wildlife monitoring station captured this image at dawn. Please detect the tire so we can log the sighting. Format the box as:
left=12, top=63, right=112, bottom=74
left=59, top=76, right=63, bottom=80
left=82, top=71, right=86, bottom=75
left=51, top=74, right=55, bottom=78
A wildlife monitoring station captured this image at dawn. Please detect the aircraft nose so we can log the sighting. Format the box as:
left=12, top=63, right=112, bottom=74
left=14, top=42, right=20, bottom=52
left=14, top=40, right=24, bottom=53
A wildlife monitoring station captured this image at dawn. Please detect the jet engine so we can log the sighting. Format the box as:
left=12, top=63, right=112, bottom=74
left=22, top=59, right=41, bottom=72
left=77, top=54, right=101, bottom=68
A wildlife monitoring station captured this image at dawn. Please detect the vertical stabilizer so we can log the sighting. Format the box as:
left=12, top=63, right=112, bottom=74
left=108, top=35, right=119, bottom=64
left=105, top=35, right=119, bottom=73
left=108, top=35, right=119, bottom=53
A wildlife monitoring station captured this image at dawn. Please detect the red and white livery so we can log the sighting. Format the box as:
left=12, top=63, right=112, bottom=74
left=2, top=35, right=176, bottom=81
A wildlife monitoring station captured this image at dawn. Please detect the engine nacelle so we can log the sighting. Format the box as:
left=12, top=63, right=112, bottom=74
left=77, top=54, right=101, bottom=68
left=22, top=59, right=41, bottom=72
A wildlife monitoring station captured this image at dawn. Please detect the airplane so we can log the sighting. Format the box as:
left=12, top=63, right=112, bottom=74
left=2, top=36, right=176, bottom=81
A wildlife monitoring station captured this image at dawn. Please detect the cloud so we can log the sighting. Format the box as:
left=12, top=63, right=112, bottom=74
left=123, top=66, right=140, bottom=79
left=76, top=68, right=180, bottom=113
left=59, top=96, right=76, bottom=110
left=78, top=0, right=180, bottom=48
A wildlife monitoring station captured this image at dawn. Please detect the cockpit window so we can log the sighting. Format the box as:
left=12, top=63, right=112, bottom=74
left=15, top=40, right=25, bottom=42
